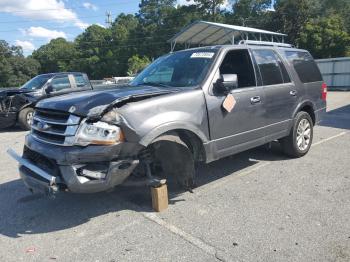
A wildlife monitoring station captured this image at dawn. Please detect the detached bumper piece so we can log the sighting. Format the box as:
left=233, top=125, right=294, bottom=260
left=7, top=147, right=140, bottom=194
left=7, top=149, right=61, bottom=195
left=0, top=112, right=17, bottom=129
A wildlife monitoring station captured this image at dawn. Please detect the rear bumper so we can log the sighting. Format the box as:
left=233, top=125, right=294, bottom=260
left=315, top=107, right=326, bottom=125
left=8, top=134, right=142, bottom=194
left=0, top=112, right=16, bottom=129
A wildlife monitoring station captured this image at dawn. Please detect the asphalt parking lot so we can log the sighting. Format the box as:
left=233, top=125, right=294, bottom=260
left=0, top=92, right=349, bottom=262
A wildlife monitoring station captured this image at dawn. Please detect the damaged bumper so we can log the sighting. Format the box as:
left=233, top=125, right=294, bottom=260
left=0, top=112, right=17, bottom=129
left=8, top=134, right=141, bottom=194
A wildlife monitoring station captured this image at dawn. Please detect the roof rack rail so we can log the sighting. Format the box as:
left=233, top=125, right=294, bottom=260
left=168, top=21, right=288, bottom=52
left=238, top=40, right=293, bottom=48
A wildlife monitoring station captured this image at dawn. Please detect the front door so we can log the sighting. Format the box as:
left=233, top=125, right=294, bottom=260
left=205, top=49, right=266, bottom=160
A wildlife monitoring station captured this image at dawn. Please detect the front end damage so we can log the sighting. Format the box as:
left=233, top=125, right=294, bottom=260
left=6, top=92, right=169, bottom=195
left=8, top=135, right=141, bottom=195
left=0, top=90, right=33, bottom=129
left=0, top=95, right=18, bottom=129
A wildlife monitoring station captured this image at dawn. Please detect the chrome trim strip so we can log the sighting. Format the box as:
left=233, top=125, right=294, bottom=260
left=31, top=124, right=78, bottom=136
left=212, top=119, right=292, bottom=142
left=33, top=114, right=80, bottom=126
left=7, top=148, right=56, bottom=185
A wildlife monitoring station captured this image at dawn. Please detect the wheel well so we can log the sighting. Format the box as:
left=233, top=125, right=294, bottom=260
left=156, top=129, right=206, bottom=163
left=299, top=105, right=315, bottom=125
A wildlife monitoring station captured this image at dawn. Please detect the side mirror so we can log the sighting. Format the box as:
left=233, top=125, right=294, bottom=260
left=45, top=85, right=53, bottom=94
left=215, top=74, right=238, bottom=94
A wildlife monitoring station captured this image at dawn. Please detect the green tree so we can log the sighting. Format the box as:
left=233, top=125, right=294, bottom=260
left=32, top=38, right=77, bottom=73
left=271, top=0, right=320, bottom=44
left=0, top=40, right=39, bottom=87
left=74, top=25, right=112, bottom=79
left=127, top=55, right=151, bottom=76
left=298, top=15, right=350, bottom=58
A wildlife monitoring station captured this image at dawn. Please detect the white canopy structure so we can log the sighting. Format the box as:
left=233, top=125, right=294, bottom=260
left=168, top=20, right=287, bottom=51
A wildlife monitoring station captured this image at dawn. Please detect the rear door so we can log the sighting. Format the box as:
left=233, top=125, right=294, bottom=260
left=205, top=48, right=266, bottom=159
left=252, top=48, right=297, bottom=140
left=283, top=51, right=325, bottom=112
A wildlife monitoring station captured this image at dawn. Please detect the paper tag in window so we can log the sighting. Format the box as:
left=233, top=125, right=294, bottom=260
left=222, top=94, right=236, bottom=113
left=190, top=52, right=215, bottom=59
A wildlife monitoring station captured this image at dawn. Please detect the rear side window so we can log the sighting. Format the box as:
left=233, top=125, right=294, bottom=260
left=253, top=50, right=289, bottom=86
left=284, top=51, right=322, bottom=83
left=51, top=76, right=71, bottom=91
left=74, top=74, right=88, bottom=88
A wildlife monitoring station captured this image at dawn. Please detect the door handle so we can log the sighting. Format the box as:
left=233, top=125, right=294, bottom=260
left=290, top=90, right=297, bottom=96
left=250, top=96, right=261, bottom=104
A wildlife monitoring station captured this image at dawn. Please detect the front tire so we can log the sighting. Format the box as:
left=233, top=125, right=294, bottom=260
left=280, top=111, right=313, bottom=158
left=18, top=107, right=34, bottom=131
left=149, top=134, right=195, bottom=191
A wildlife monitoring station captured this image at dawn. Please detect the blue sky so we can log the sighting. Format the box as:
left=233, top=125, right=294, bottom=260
left=0, top=0, right=142, bottom=55
left=0, top=0, right=233, bottom=56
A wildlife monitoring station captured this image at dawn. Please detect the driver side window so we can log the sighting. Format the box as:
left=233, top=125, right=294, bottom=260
left=51, top=76, right=71, bottom=92
left=219, top=49, right=256, bottom=88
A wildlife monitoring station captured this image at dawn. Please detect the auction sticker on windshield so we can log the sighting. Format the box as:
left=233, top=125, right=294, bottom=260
left=190, top=52, right=215, bottom=59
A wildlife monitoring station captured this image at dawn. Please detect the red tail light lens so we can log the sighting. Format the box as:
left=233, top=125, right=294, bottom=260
left=322, top=83, right=327, bottom=101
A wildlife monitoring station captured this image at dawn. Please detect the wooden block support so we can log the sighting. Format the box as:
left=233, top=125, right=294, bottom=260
left=151, top=184, right=168, bottom=212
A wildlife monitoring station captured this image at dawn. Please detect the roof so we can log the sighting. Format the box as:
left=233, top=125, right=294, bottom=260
left=169, top=21, right=287, bottom=50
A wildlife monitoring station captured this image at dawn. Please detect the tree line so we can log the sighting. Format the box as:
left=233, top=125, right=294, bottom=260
left=1, top=0, right=349, bottom=87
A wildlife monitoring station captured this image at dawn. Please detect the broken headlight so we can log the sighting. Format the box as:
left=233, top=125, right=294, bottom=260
left=75, top=121, right=124, bottom=146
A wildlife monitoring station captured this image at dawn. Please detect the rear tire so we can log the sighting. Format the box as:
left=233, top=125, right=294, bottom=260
left=18, top=107, right=34, bottom=131
left=280, top=111, right=313, bottom=158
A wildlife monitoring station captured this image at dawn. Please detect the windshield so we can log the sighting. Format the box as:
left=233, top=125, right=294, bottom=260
left=21, top=75, right=52, bottom=90
left=130, top=49, right=217, bottom=88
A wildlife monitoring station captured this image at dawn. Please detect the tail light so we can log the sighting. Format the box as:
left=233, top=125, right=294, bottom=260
left=321, top=82, right=327, bottom=101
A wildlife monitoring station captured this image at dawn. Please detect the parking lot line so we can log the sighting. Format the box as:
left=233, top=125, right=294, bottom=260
left=142, top=212, right=220, bottom=259
left=312, top=131, right=347, bottom=146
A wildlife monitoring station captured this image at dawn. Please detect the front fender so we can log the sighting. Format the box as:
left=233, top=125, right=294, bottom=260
left=139, top=121, right=209, bottom=147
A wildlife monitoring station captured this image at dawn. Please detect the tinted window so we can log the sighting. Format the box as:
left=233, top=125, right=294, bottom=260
left=74, top=74, right=87, bottom=88
left=284, top=51, right=322, bottom=83
left=219, top=49, right=256, bottom=88
left=51, top=76, right=71, bottom=91
left=253, top=50, right=284, bottom=86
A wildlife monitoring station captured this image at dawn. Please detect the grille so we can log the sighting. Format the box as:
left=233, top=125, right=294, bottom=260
left=31, top=109, right=81, bottom=146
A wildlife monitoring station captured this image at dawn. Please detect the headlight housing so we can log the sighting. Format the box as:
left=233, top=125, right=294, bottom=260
left=75, top=121, right=124, bottom=146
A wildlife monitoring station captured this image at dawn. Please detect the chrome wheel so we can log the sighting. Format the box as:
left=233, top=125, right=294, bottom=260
left=296, top=118, right=311, bottom=151
left=26, top=111, right=34, bottom=126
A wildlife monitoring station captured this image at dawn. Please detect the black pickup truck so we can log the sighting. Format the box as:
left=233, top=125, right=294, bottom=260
left=0, top=72, right=92, bottom=130
left=8, top=44, right=326, bottom=195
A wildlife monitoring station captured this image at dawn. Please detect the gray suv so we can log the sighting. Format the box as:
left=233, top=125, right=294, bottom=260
left=8, top=44, right=327, bottom=195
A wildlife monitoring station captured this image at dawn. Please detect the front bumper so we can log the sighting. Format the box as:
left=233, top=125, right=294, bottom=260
left=0, top=112, right=17, bottom=129
left=8, top=134, right=142, bottom=194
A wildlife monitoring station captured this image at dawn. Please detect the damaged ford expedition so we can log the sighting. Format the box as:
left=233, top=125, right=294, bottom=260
left=8, top=44, right=327, bottom=195
left=0, top=72, right=92, bottom=130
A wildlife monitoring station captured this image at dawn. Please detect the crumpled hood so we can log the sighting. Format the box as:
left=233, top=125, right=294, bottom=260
left=36, top=85, right=174, bottom=116
left=0, top=88, right=34, bottom=97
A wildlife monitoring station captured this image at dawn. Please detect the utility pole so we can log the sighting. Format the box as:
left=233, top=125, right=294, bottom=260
left=105, top=11, right=112, bottom=28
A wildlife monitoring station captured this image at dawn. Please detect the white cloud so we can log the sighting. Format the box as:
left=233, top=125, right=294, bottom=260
left=25, top=26, right=67, bottom=39
left=177, top=0, right=231, bottom=9
left=95, top=23, right=105, bottom=28
left=0, top=0, right=88, bottom=29
left=83, top=2, right=97, bottom=11
left=15, top=40, right=35, bottom=52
